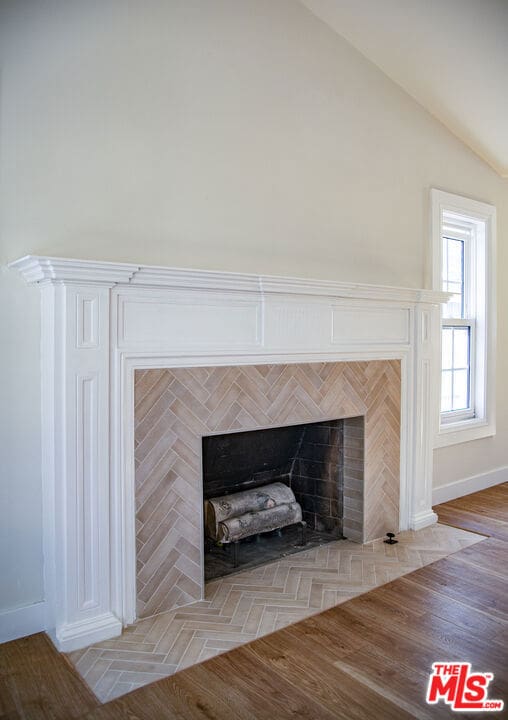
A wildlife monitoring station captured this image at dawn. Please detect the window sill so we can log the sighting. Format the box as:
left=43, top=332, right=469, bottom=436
left=434, top=417, right=495, bottom=448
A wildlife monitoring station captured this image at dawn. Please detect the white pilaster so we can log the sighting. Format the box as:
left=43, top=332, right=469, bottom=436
left=410, top=302, right=442, bottom=530
left=11, top=257, right=137, bottom=651
left=46, top=282, right=121, bottom=650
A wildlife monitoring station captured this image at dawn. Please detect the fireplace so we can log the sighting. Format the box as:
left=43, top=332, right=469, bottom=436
left=202, top=417, right=364, bottom=579
left=10, top=255, right=447, bottom=651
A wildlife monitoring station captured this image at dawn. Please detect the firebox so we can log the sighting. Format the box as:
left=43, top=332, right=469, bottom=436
left=202, top=417, right=364, bottom=579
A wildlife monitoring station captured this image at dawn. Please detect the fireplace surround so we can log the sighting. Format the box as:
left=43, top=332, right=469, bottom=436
left=10, top=255, right=448, bottom=651
left=134, top=361, right=396, bottom=616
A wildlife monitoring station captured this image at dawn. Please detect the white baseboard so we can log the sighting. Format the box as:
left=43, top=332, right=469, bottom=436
left=0, top=601, right=46, bottom=644
left=411, top=509, right=438, bottom=531
left=432, top=465, right=508, bottom=506
left=54, top=611, right=122, bottom=652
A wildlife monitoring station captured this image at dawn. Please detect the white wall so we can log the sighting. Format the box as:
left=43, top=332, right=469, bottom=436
left=0, top=269, right=43, bottom=612
left=1, top=0, right=507, bottom=618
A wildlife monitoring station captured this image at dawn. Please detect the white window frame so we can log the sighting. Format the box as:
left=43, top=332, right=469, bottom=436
left=431, top=189, right=496, bottom=448
left=441, top=221, right=475, bottom=422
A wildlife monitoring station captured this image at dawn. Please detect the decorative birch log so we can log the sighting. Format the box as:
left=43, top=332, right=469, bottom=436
left=205, top=482, right=301, bottom=542
left=216, top=502, right=302, bottom=543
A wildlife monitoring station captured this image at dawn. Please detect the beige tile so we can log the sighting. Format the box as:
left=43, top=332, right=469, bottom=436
left=109, top=660, right=174, bottom=674
left=100, top=650, right=167, bottom=663
left=159, top=626, right=195, bottom=659
left=106, top=681, right=135, bottom=701
left=117, top=671, right=168, bottom=684
left=93, top=670, right=122, bottom=701
left=83, top=657, right=112, bottom=686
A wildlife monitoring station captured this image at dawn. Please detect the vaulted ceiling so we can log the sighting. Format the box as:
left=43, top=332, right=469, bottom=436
left=300, top=0, right=508, bottom=177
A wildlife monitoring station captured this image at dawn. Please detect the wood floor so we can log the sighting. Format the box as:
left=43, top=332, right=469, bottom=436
left=1, top=482, right=507, bottom=719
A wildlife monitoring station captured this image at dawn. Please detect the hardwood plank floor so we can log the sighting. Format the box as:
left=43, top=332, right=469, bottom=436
left=1, top=482, right=507, bottom=719
left=0, top=632, right=98, bottom=719
left=434, top=482, right=508, bottom=541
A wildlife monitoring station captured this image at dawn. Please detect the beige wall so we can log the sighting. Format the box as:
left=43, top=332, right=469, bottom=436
left=1, top=0, right=507, bottom=613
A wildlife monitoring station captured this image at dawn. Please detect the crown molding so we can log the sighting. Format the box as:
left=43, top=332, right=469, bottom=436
left=8, top=255, right=140, bottom=286
left=8, top=255, right=450, bottom=304
left=129, top=265, right=262, bottom=293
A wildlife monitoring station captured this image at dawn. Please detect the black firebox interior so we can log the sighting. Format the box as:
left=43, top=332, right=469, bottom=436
left=202, top=419, right=347, bottom=580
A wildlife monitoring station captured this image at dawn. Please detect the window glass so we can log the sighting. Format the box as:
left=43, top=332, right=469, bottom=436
left=454, top=327, right=469, bottom=368
left=442, top=237, right=464, bottom=318
left=441, top=326, right=470, bottom=412
left=441, top=370, right=452, bottom=413
left=442, top=327, right=453, bottom=370
left=453, top=368, right=469, bottom=410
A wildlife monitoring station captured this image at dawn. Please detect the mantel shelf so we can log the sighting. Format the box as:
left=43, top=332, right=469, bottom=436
left=9, top=254, right=450, bottom=305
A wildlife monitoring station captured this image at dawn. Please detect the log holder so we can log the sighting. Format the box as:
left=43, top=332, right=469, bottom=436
left=231, top=520, right=307, bottom=568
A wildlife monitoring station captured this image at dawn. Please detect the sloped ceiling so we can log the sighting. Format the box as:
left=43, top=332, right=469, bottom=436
left=300, top=0, right=508, bottom=177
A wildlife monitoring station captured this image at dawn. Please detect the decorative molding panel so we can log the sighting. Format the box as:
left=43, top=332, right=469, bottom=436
left=411, top=305, right=440, bottom=525
left=75, top=373, right=99, bottom=611
left=263, top=298, right=333, bottom=350
left=332, top=302, right=410, bottom=346
left=9, top=255, right=448, bottom=650
left=76, top=295, right=99, bottom=349
left=117, top=290, right=262, bottom=351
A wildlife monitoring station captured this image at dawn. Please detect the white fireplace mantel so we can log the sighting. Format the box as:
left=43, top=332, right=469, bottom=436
left=10, top=255, right=449, bottom=651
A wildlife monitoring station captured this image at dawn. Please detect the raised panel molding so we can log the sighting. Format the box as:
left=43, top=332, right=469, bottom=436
left=75, top=373, right=99, bottom=611
left=332, top=303, right=410, bottom=346
left=263, top=298, right=333, bottom=350
left=117, top=290, right=262, bottom=351
left=76, top=295, right=99, bottom=349
left=412, top=305, right=440, bottom=524
left=9, top=255, right=449, bottom=649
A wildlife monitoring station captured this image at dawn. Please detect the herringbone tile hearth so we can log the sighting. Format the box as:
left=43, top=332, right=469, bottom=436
left=68, top=523, right=483, bottom=703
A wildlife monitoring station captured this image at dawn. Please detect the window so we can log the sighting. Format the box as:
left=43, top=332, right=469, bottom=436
left=431, top=189, right=496, bottom=448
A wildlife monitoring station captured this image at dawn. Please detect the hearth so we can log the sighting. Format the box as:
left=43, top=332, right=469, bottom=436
left=202, top=418, right=364, bottom=579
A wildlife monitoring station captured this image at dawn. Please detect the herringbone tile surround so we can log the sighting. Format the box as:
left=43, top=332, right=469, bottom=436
left=134, top=361, right=400, bottom=617
left=69, top=523, right=483, bottom=702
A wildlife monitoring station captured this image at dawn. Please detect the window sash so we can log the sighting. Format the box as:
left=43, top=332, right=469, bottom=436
left=441, top=318, right=475, bottom=423
left=440, top=217, right=475, bottom=422
left=441, top=222, right=474, bottom=317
